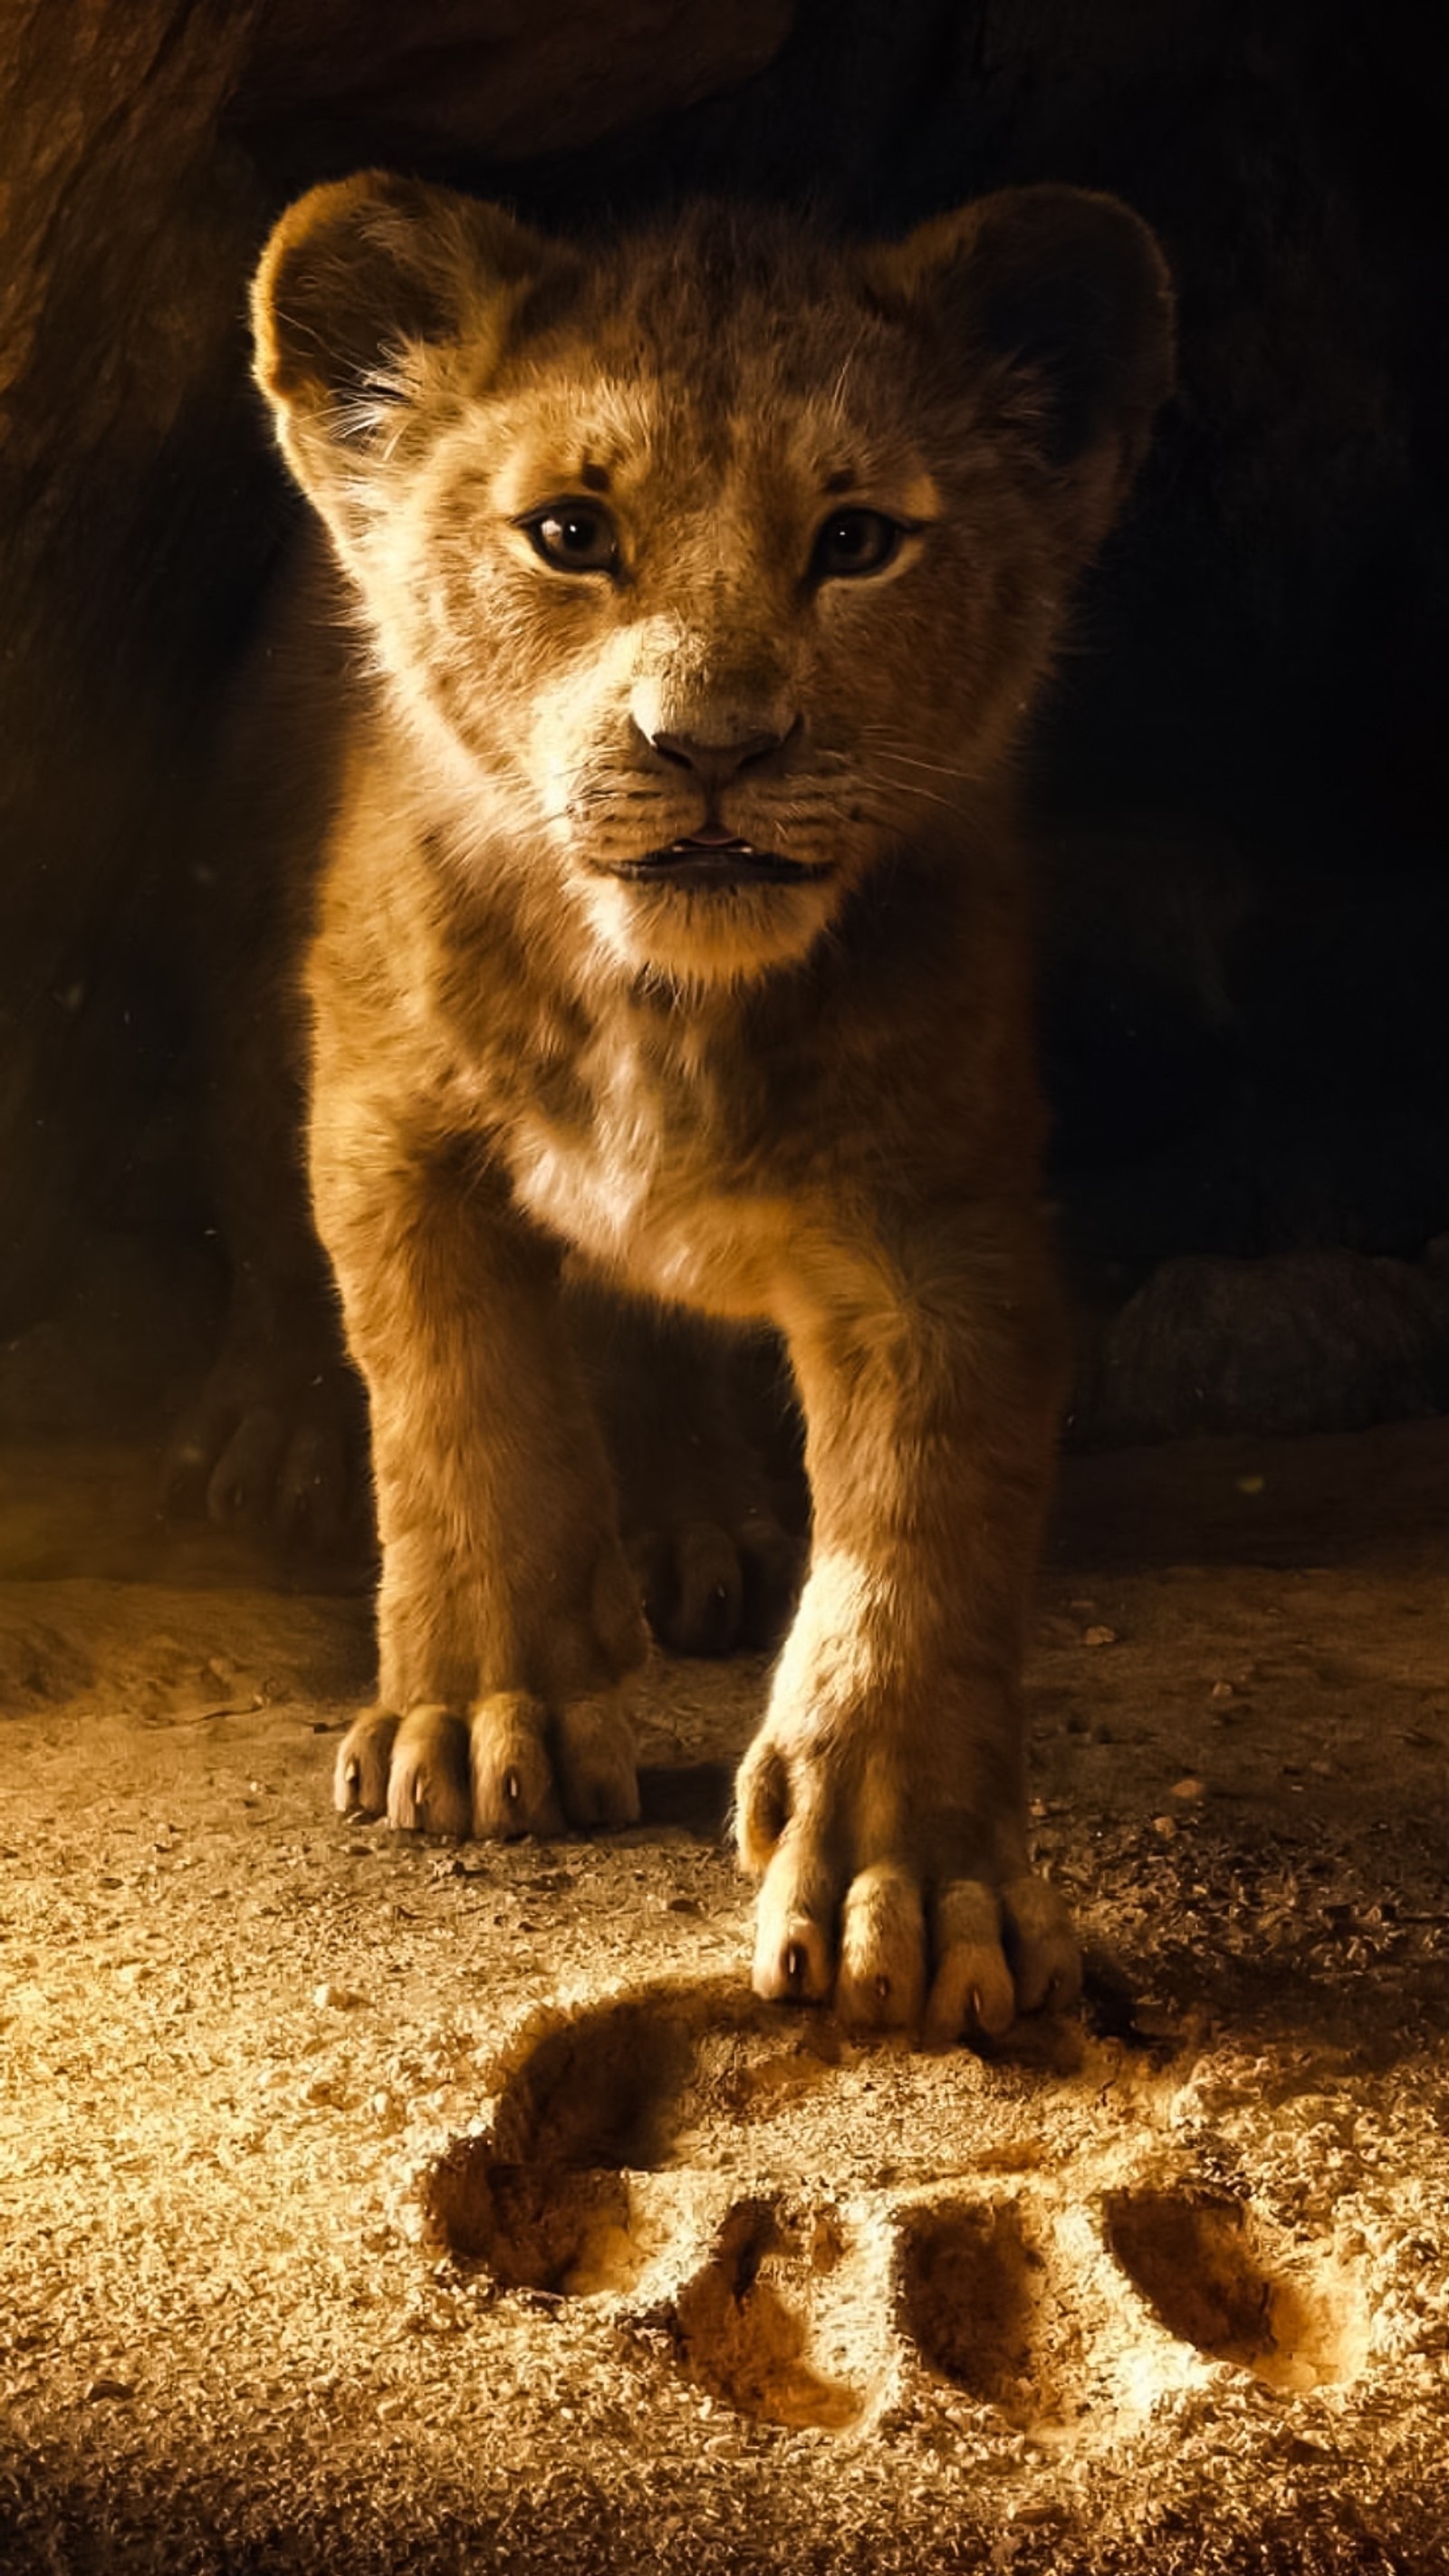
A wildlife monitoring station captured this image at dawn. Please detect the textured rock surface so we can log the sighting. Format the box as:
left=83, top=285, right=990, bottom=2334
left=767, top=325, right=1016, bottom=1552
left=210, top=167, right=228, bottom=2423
left=1072, top=1245, right=1449, bottom=1448
left=233, top=0, right=794, bottom=163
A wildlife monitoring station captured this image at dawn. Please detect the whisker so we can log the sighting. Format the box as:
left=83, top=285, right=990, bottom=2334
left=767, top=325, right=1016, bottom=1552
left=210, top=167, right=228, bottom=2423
left=859, top=735, right=979, bottom=785
left=860, top=773, right=971, bottom=818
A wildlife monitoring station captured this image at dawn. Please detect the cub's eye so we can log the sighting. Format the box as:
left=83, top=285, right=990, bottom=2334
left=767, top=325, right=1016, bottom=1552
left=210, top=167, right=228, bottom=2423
left=521, top=504, right=619, bottom=575
left=809, top=507, right=907, bottom=582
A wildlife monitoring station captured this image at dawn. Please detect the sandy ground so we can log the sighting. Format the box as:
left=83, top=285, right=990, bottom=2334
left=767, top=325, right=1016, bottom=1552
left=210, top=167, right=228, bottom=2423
left=4, top=1422, right=1449, bottom=2573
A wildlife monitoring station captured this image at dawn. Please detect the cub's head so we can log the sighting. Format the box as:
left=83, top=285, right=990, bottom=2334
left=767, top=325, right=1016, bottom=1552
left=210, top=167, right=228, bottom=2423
left=254, top=177, right=1171, bottom=988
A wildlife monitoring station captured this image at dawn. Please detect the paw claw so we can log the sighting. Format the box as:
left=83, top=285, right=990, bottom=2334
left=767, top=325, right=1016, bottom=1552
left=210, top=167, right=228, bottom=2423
left=471, top=1693, right=563, bottom=1839
left=753, top=1903, right=832, bottom=2005
left=642, top=1519, right=743, bottom=1656
left=387, top=1706, right=472, bottom=1838
left=925, top=1881, right=1018, bottom=2044
left=1002, top=1873, right=1082, bottom=2016
left=973, top=1970, right=1017, bottom=2039
left=837, top=1862, right=927, bottom=2033
left=333, top=1708, right=399, bottom=1818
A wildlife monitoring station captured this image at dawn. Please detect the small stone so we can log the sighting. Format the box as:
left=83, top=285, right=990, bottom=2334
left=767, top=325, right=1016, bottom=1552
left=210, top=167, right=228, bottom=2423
left=1082, top=1625, right=1118, bottom=1648
left=1235, top=1474, right=1266, bottom=1495
left=1152, top=1815, right=1178, bottom=1840
left=1211, top=1680, right=1235, bottom=1700
left=1170, top=1776, right=1205, bottom=1802
left=312, top=1982, right=366, bottom=2012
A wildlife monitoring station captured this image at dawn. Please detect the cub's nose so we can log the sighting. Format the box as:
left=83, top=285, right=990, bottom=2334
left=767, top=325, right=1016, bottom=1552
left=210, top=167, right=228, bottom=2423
left=648, top=723, right=796, bottom=792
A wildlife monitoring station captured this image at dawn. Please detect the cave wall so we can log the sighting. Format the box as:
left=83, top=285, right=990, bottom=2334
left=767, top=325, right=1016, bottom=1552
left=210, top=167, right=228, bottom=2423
left=2, top=0, right=1446, bottom=1437
left=0, top=0, right=793, bottom=1330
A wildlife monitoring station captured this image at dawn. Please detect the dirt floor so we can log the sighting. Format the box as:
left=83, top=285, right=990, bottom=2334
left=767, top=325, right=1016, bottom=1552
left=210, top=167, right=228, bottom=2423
left=4, top=1420, right=1449, bottom=2573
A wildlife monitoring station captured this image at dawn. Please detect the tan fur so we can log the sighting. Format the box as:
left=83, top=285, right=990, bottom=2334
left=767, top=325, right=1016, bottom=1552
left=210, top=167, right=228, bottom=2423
left=250, top=175, right=1172, bottom=2033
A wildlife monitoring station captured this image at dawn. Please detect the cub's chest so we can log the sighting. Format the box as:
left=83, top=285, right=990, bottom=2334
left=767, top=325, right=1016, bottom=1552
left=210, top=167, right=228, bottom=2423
left=502, top=1027, right=787, bottom=1315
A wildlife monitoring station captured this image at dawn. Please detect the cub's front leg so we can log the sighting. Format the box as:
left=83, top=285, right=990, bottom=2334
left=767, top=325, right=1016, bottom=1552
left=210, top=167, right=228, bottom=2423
left=319, top=1105, right=647, bottom=1839
left=737, top=1201, right=1080, bottom=2041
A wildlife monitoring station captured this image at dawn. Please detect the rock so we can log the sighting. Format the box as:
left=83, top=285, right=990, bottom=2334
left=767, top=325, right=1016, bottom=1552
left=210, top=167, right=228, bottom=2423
left=234, top=2, right=793, bottom=163
left=1073, top=1247, right=1449, bottom=1447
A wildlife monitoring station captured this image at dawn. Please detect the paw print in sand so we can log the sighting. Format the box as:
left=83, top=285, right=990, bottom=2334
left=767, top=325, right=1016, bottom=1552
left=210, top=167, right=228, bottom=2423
left=418, top=1982, right=1369, bottom=2439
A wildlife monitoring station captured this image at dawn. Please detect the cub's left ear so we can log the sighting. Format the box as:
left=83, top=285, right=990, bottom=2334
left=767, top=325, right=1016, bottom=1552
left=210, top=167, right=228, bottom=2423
left=870, top=185, right=1174, bottom=529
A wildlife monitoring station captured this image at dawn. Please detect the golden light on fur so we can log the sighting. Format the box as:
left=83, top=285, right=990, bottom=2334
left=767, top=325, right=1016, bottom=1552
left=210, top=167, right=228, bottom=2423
left=250, top=174, right=1172, bottom=2037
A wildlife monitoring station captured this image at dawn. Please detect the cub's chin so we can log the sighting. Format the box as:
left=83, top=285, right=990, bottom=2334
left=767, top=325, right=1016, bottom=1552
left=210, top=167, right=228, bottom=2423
left=580, top=847, right=841, bottom=989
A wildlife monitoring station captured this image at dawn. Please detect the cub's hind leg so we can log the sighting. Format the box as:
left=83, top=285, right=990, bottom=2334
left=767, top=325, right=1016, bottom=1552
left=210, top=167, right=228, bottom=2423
left=571, top=1286, right=805, bottom=1658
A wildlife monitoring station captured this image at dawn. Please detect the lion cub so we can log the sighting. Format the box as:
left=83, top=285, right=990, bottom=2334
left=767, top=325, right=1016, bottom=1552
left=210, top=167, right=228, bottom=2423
left=251, top=175, right=1171, bottom=2038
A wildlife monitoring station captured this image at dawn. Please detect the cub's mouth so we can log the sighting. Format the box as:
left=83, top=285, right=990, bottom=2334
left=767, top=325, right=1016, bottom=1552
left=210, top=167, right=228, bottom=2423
left=611, top=834, right=830, bottom=891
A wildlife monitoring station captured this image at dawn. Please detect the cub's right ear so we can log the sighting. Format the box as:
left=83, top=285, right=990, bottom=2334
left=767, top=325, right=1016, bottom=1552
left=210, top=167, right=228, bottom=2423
left=867, top=186, right=1174, bottom=560
left=251, top=172, right=563, bottom=535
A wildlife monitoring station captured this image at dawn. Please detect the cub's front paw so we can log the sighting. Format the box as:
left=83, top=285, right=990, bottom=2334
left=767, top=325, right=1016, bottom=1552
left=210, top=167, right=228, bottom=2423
left=334, top=1692, right=639, bottom=1839
left=734, top=1728, right=1080, bottom=2043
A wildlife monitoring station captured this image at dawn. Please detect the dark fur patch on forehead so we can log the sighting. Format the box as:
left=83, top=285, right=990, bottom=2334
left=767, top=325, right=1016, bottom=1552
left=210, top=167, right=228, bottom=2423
left=604, top=201, right=860, bottom=342
left=611, top=197, right=844, bottom=296
left=525, top=198, right=900, bottom=436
